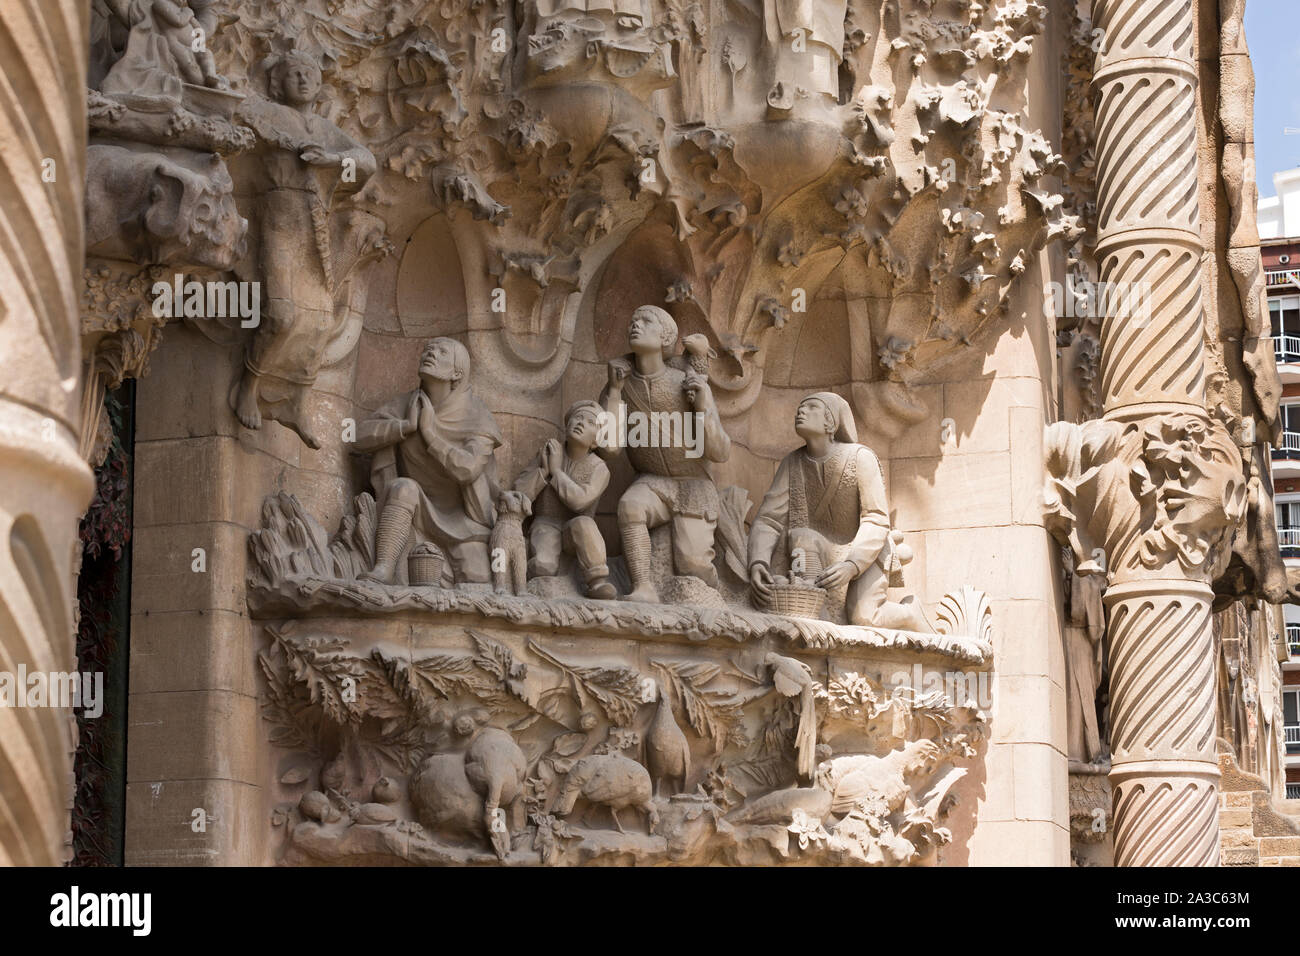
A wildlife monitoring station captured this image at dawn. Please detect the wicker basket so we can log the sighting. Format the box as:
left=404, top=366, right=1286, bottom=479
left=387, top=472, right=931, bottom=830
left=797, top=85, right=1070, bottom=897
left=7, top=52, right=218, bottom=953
left=766, top=582, right=827, bottom=619
left=407, top=542, right=445, bottom=586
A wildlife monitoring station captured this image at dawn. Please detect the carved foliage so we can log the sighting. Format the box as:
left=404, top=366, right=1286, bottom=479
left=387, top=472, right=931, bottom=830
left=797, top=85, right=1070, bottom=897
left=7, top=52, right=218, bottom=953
left=260, top=621, right=988, bottom=866
left=1045, top=413, right=1248, bottom=584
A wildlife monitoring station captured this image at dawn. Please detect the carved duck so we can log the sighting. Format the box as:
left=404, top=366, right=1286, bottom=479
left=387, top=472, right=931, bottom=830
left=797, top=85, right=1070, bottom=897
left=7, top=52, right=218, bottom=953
left=645, top=683, right=689, bottom=797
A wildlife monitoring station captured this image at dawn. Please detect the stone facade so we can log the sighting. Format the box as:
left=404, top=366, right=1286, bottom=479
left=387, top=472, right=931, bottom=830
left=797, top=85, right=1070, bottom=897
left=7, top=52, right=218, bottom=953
left=0, top=0, right=1291, bottom=867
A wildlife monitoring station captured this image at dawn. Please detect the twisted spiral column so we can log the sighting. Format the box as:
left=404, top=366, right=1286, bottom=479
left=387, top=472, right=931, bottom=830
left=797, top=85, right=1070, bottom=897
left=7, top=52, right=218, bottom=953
left=1105, top=582, right=1219, bottom=866
left=1093, top=0, right=1205, bottom=418
left=1091, top=0, right=1220, bottom=866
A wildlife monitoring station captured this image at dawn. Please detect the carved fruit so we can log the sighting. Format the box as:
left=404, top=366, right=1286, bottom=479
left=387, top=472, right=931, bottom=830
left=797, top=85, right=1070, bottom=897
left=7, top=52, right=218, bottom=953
left=299, top=790, right=336, bottom=824
left=279, top=766, right=310, bottom=786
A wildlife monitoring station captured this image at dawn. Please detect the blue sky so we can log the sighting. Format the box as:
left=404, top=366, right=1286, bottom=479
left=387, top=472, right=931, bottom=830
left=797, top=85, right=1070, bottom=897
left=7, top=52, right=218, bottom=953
left=1245, top=0, right=1300, bottom=198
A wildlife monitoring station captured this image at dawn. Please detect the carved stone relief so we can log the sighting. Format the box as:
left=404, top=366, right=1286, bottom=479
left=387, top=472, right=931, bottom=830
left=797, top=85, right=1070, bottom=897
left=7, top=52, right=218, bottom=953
left=42, top=0, right=1285, bottom=871
left=207, top=0, right=1082, bottom=867
left=257, top=619, right=989, bottom=866
left=245, top=336, right=995, bottom=862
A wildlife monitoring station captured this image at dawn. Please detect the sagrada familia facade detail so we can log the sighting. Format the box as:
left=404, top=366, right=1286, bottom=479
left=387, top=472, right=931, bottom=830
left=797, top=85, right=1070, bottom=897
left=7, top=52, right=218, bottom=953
left=0, top=0, right=1291, bottom=866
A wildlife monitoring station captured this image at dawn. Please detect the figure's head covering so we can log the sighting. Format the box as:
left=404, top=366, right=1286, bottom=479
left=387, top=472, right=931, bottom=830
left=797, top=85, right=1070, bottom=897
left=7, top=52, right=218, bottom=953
left=565, top=399, right=602, bottom=429
left=266, top=48, right=323, bottom=102
left=422, top=337, right=471, bottom=386
left=804, top=392, right=857, bottom=443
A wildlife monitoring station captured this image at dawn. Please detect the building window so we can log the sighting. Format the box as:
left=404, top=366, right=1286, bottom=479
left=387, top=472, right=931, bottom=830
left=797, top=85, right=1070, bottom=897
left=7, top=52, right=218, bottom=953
left=1277, top=500, right=1300, bottom=556
left=1278, top=405, right=1300, bottom=460
left=1286, top=690, right=1300, bottom=756
left=1272, top=296, right=1300, bottom=362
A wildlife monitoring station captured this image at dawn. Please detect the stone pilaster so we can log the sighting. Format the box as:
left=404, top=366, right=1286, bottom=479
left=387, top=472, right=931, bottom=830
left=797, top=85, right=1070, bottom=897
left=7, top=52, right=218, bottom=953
left=0, top=0, right=94, bottom=865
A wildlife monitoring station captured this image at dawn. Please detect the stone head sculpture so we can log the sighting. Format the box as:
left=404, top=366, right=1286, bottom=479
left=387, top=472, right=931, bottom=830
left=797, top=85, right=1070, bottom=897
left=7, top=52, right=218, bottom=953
left=795, top=392, right=857, bottom=444
left=628, top=304, right=677, bottom=359
left=268, top=50, right=322, bottom=106
left=565, top=399, right=603, bottom=448
left=418, top=337, right=471, bottom=390
left=1137, top=414, right=1248, bottom=574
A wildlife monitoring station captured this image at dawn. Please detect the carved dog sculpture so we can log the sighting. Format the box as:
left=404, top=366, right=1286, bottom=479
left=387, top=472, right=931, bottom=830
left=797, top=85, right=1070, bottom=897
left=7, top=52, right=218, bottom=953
left=490, top=491, right=530, bottom=596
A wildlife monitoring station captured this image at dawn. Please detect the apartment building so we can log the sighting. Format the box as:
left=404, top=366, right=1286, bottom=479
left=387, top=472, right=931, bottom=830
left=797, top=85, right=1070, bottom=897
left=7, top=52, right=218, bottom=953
left=1261, top=167, right=1300, bottom=797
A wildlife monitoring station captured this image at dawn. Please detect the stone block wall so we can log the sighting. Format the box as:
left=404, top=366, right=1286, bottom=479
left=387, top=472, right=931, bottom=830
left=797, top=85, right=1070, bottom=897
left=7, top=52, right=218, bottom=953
left=1218, top=751, right=1300, bottom=866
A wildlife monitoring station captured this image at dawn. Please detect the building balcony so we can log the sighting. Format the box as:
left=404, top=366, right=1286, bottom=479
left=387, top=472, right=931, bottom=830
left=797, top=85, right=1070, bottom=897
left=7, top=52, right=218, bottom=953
left=1279, top=527, right=1300, bottom=561
left=1289, top=783, right=1300, bottom=801
left=1268, top=269, right=1300, bottom=289
left=1289, top=624, right=1300, bottom=658
left=1275, top=333, right=1300, bottom=365
left=1274, top=431, right=1300, bottom=459
left=1287, top=724, right=1300, bottom=755
left=1273, top=433, right=1300, bottom=478
left=1268, top=431, right=1300, bottom=476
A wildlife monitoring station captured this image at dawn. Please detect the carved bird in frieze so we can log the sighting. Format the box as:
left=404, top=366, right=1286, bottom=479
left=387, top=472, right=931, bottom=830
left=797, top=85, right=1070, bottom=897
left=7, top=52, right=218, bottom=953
left=320, top=751, right=346, bottom=793
left=764, top=653, right=818, bottom=781
left=815, top=740, right=942, bottom=819
left=552, top=754, right=656, bottom=835
left=645, top=683, right=689, bottom=797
